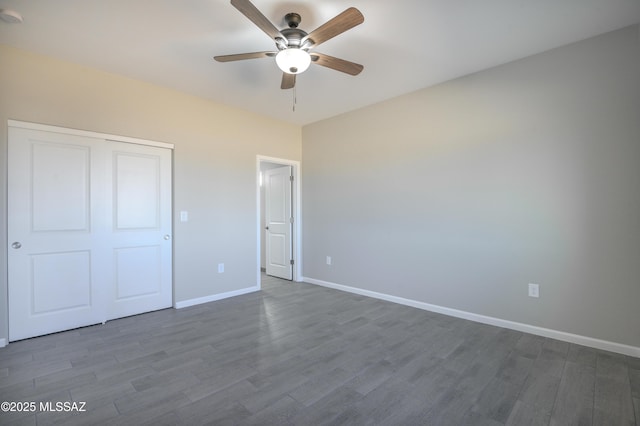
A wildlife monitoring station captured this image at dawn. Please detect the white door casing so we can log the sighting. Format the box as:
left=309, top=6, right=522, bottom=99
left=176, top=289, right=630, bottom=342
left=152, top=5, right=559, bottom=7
left=265, top=166, right=293, bottom=280
left=8, top=125, right=172, bottom=341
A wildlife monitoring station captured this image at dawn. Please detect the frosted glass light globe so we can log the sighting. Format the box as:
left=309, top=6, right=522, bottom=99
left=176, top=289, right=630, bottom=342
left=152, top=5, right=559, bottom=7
left=276, top=48, right=311, bottom=74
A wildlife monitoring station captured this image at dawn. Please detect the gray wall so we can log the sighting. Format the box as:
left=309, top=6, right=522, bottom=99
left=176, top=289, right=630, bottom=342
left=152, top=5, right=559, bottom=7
left=302, top=25, right=640, bottom=348
left=0, top=45, right=301, bottom=343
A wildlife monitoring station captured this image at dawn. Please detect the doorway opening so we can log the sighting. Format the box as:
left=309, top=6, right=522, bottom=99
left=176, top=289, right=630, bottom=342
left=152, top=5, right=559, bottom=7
left=257, top=156, right=301, bottom=287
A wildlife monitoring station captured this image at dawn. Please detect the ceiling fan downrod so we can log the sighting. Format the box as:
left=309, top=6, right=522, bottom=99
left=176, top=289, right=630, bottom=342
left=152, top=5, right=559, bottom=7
left=285, top=12, right=301, bottom=28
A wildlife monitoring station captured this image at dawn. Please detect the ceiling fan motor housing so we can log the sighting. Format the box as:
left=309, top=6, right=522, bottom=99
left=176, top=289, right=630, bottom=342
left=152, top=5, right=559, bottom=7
left=280, top=27, right=308, bottom=49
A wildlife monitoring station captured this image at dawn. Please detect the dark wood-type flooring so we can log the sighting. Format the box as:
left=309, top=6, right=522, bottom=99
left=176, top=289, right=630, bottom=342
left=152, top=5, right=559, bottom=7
left=1, top=274, right=638, bottom=425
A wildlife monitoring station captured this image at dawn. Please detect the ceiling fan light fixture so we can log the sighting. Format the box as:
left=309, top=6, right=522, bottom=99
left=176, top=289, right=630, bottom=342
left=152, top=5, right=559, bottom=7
left=276, top=48, right=311, bottom=74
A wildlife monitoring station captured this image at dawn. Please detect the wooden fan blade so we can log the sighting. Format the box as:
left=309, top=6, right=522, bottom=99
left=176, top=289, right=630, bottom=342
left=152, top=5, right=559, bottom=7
left=214, top=51, right=276, bottom=62
left=301, top=7, right=364, bottom=48
left=310, top=53, right=363, bottom=76
left=281, top=73, right=296, bottom=90
left=230, top=0, right=286, bottom=42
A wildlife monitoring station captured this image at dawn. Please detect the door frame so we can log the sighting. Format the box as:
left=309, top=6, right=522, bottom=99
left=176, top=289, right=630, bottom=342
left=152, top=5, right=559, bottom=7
left=256, top=156, right=302, bottom=286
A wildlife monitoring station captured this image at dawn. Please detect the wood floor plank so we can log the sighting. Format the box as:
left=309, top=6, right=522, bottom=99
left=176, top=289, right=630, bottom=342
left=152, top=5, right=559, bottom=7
left=471, top=377, right=522, bottom=423
left=47, top=403, right=120, bottom=426
left=530, top=349, right=567, bottom=379
left=513, top=334, right=545, bottom=360
left=593, top=375, right=635, bottom=425
left=129, top=359, right=203, bottom=393
left=244, top=394, right=304, bottom=425
left=343, top=359, right=395, bottom=396
left=0, top=358, right=72, bottom=388
left=452, top=356, right=507, bottom=398
left=0, top=407, right=37, bottom=425
left=288, top=367, right=354, bottom=406
left=631, top=368, right=640, bottom=399
left=517, top=372, right=561, bottom=413
left=69, top=378, right=136, bottom=410
left=395, top=352, right=444, bottom=385
left=34, top=370, right=97, bottom=395
left=506, top=400, right=552, bottom=426
left=290, top=385, right=363, bottom=425
left=567, top=343, right=598, bottom=367
left=628, top=356, right=640, bottom=371
left=343, top=376, right=426, bottom=425
left=550, top=361, right=595, bottom=426
left=597, top=350, right=630, bottom=380
left=240, top=371, right=309, bottom=414
left=495, top=354, right=535, bottom=386
left=411, top=362, right=462, bottom=404
left=163, top=380, right=255, bottom=425
left=420, top=387, right=478, bottom=426
left=112, top=387, right=191, bottom=423
left=0, top=380, right=35, bottom=402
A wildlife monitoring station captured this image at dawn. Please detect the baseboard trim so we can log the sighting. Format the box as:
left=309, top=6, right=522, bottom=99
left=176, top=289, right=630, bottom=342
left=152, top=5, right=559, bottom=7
left=303, top=276, right=640, bottom=358
left=175, top=286, right=260, bottom=309
left=0, top=338, right=6, bottom=348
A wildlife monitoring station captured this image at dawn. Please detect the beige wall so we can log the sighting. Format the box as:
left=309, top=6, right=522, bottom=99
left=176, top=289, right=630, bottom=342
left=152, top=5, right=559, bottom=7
left=0, top=45, right=301, bottom=342
left=302, top=25, right=640, bottom=349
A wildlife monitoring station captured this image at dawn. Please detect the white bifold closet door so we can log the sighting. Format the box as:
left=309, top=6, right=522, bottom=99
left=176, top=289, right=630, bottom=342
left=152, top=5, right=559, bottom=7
left=8, top=126, right=172, bottom=341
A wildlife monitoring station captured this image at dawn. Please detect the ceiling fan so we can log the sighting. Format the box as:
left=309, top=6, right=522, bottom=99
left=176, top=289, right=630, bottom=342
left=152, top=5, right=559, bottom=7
left=214, top=0, right=364, bottom=90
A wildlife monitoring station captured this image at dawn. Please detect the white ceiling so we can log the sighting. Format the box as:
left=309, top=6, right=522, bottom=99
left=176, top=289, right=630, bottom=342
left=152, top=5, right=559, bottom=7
left=1, top=0, right=639, bottom=125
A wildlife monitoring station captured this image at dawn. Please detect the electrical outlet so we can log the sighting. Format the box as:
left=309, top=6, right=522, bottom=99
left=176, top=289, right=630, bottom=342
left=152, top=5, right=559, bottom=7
left=528, top=283, right=539, bottom=298
left=218, top=263, right=224, bottom=273
left=326, top=256, right=332, bottom=265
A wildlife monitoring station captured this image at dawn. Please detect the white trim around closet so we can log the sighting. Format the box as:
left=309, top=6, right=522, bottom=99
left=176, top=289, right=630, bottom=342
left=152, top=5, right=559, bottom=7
left=8, top=120, right=174, bottom=149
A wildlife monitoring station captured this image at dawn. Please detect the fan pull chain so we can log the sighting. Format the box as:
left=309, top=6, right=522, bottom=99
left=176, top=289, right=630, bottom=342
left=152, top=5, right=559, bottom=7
left=292, top=86, right=297, bottom=112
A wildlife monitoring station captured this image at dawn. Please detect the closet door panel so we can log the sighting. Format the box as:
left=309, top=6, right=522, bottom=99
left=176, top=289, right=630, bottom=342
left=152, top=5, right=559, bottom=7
left=8, top=128, right=105, bottom=341
left=106, top=142, right=172, bottom=320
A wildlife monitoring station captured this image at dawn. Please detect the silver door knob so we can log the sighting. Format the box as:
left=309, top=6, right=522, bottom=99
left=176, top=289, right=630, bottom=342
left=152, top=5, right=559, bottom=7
left=11, top=242, right=22, bottom=249
left=163, top=235, right=171, bottom=240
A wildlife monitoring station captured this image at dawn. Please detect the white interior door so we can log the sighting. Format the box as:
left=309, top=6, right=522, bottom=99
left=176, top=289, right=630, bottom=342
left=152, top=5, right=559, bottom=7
left=8, top=128, right=108, bottom=340
left=8, top=126, right=172, bottom=341
left=106, top=142, right=172, bottom=320
left=265, top=166, right=293, bottom=280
